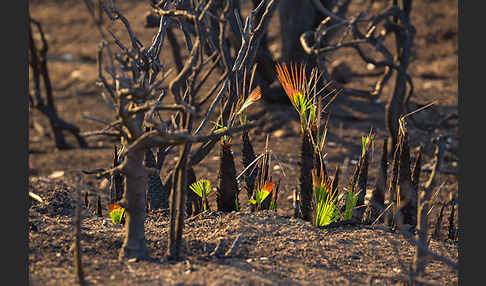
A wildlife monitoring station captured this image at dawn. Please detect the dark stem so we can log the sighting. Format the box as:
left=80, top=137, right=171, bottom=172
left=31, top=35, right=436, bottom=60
left=299, top=132, right=314, bottom=221
left=217, top=142, right=240, bottom=212
left=242, top=130, right=258, bottom=200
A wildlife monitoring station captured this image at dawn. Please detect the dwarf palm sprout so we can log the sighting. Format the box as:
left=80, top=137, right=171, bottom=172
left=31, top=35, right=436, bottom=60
left=249, top=181, right=275, bottom=211
left=108, top=202, right=125, bottom=225
left=189, top=179, right=212, bottom=212
left=237, top=84, right=262, bottom=203
left=275, top=63, right=320, bottom=134
left=312, top=170, right=340, bottom=226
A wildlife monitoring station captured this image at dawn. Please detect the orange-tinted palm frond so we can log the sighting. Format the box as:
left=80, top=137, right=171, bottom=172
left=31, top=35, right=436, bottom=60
left=107, top=202, right=122, bottom=213
left=236, top=86, right=262, bottom=115
left=262, top=181, right=275, bottom=194
left=275, top=62, right=307, bottom=105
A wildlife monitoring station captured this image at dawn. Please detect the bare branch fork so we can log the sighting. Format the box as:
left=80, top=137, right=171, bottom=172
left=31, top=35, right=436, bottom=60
left=28, top=16, right=88, bottom=149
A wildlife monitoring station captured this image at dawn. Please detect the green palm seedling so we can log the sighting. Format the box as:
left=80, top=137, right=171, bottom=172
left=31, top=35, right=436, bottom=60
left=108, top=202, right=126, bottom=225
left=249, top=181, right=275, bottom=211
left=189, top=179, right=212, bottom=212
left=275, top=63, right=319, bottom=134
left=312, top=169, right=340, bottom=227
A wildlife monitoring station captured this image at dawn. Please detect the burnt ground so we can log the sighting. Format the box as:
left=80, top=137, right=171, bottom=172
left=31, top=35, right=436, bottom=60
left=28, top=0, right=459, bottom=285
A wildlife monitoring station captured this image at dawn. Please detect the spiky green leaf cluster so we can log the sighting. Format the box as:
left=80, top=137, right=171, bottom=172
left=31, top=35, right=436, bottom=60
left=189, top=179, right=212, bottom=211
left=109, top=208, right=125, bottom=225
left=248, top=188, right=272, bottom=206
left=314, top=179, right=341, bottom=226
left=189, top=179, right=211, bottom=197
left=292, top=91, right=317, bottom=133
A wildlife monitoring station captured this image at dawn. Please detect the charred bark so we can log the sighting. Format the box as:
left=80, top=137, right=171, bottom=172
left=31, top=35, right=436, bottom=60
left=111, top=145, right=124, bottom=203
left=119, top=149, right=149, bottom=260
left=144, top=148, right=165, bottom=211
left=242, top=129, right=258, bottom=200
left=352, top=144, right=369, bottom=222
left=385, top=0, right=415, bottom=151
left=299, top=132, right=314, bottom=221
left=217, top=142, right=240, bottom=212
left=364, top=138, right=388, bottom=224
left=167, top=143, right=190, bottom=260
left=396, top=130, right=417, bottom=229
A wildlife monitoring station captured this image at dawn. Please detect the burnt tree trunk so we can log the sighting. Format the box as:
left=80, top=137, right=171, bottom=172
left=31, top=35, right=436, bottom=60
left=111, top=145, right=124, bottom=203
left=279, top=0, right=319, bottom=64
left=250, top=0, right=278, bottom=100
left=119, top=149, right=149, bottom=260
left=144, top=149, right=165, bottom=211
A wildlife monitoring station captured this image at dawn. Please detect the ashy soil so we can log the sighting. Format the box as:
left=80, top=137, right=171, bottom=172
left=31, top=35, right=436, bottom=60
left=28, top=0, right=459, bottom=285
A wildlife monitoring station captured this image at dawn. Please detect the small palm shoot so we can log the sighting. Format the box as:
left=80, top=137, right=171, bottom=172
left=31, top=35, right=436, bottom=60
left=189, top=179, right=212, bottom=212
left=313, top=168, right=340, bottom=227
left=235, top=86, right=262, bottom=125
left=309, top=108, right=340, bottom=226
left=275, top=63, right=321, bottom=134
left=108, top=202, right=126, bottom=225
left=249, top=181, right=275, bottom=211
